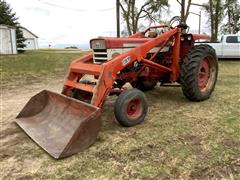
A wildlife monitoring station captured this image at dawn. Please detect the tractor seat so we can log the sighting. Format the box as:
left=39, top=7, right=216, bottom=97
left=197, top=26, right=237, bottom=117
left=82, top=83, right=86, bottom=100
left=148, top=31, right=158, bottom=38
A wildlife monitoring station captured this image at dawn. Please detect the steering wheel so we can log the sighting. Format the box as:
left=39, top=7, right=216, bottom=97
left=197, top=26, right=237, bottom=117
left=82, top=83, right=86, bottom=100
left=169, top=16, right=189, bottom=32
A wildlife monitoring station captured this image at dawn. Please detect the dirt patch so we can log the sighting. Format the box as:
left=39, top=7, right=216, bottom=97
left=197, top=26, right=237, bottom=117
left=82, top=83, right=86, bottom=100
left=222, top=138, right=240, bottom=148
left=190, top=156, right=240, bottom=179
left=0, top=76, right=63, bottom=179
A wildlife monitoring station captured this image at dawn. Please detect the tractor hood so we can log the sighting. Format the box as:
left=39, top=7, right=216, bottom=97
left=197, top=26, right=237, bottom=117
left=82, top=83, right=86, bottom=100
left=90, top=37, right=152, bottom=49
left=90, top=34, right=209, bottom=50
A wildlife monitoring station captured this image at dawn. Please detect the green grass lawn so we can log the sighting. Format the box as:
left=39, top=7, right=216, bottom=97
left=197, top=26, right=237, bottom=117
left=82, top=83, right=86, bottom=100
left=1, top=50, right=240, bottom=179
left=1, top=50, right=85, bottom=85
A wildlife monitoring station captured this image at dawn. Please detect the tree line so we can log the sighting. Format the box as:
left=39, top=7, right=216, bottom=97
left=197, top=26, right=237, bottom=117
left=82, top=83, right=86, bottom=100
left=0, top=0, right=239, bottom=46
left=120, top=0, right=240, bottom=41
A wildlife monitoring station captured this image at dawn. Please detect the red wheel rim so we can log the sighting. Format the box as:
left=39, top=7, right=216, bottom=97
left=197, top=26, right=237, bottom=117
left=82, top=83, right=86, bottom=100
left=198, top=57, right=216, bottom=92
left=126, top=99, right=143, bottom=119
left=198, top=58, right=210, bottom=90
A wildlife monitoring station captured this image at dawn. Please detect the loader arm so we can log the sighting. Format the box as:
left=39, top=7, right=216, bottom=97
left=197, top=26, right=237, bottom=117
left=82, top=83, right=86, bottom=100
left=89, top=27, right=180, bottom=107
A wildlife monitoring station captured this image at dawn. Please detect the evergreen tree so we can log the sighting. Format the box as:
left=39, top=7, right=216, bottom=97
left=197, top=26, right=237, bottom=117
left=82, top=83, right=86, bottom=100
left=0, top=0, right=26, bottom=49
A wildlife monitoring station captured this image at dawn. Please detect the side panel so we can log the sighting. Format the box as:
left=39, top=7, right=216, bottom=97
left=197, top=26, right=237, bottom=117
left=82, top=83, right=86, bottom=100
left=209, top=43, right=223, bottom=57
left=11, top=28, right=17, bottom=54
left=196, top=43, right=223, bottom=57
left=222, top=35, right=240, bottom=57
left=0, top=28, right=11, bottom=54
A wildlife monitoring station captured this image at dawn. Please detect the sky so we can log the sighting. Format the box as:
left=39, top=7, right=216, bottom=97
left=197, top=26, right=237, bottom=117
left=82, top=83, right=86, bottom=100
left=6, top=0, right=210, bottom=48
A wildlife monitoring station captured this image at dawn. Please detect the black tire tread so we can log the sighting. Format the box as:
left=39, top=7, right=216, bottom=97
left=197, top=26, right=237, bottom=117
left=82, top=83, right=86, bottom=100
left=180, top=44, right=218, bottom=101
left=114, top=88, right=148, bottom=127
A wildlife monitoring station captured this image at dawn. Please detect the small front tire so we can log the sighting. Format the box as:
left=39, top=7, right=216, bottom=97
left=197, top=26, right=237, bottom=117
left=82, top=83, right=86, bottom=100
left=114, top=88, right=148, bottom=127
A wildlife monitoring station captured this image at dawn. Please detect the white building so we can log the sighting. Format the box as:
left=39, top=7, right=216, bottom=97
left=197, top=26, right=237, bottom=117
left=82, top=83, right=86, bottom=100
left=20, top=27, right=39, bottom=50
left=0, top=25, right=17, bottom=54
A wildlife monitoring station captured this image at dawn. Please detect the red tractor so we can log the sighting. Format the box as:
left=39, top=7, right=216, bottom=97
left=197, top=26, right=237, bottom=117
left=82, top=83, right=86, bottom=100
left=16, top=17, right=218, bottom=159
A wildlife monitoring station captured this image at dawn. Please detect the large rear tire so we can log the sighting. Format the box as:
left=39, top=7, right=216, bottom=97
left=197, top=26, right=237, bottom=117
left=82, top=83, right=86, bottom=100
left=180, top=45, right=218, bottom=101
left=114, top=88, right=148, bottom=127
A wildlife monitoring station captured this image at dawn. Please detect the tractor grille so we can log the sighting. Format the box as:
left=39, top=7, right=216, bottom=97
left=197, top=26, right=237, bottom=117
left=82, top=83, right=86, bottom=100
left=93, top=49, right=108, bottom=64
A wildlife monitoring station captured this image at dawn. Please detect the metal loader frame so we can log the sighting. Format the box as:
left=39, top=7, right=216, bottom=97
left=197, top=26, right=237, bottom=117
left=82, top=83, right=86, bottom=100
left=62, top=26, right=183, bottom=108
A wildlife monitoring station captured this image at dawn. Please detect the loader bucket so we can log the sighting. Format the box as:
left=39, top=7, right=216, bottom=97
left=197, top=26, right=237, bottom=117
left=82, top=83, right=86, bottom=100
left=16, top=90, right=101, bottom=159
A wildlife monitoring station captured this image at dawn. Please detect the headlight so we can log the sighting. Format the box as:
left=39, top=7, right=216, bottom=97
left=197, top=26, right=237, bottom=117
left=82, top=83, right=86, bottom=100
left=91, top=40, right=106, bottom=49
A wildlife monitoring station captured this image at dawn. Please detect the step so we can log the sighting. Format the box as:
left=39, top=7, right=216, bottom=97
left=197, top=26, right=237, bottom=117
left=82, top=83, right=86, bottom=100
left=70, top=63, right=102, bottom=76
left=65, top=80, right=95, bottom=93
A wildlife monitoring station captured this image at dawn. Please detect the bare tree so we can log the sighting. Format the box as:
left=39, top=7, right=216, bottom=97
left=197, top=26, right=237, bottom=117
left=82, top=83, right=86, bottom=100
left=203, top=0, right=224, bottom=41
left=221, top=0, right=240, bottom=34
left=176, top=0, right=192, bottom=23
left=209, top=0, right=214, bottom=41
left=120, top=0, right=169, bottom=35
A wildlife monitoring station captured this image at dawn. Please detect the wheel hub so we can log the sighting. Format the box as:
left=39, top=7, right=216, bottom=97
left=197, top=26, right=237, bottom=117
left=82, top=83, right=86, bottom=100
left=127, top=99, right=142, bottom=119
left=198, top=58, right=211, bottom=90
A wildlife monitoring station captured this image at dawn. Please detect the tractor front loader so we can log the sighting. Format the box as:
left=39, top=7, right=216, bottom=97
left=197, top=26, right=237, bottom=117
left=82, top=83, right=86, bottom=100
left=16, top=18, right=218, bottom=159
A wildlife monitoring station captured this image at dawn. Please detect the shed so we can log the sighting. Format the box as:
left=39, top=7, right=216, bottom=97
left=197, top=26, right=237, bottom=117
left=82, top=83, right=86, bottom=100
left=0, top=25, right=17, bottom=54
left=20, top=27, right=39, bottom=50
